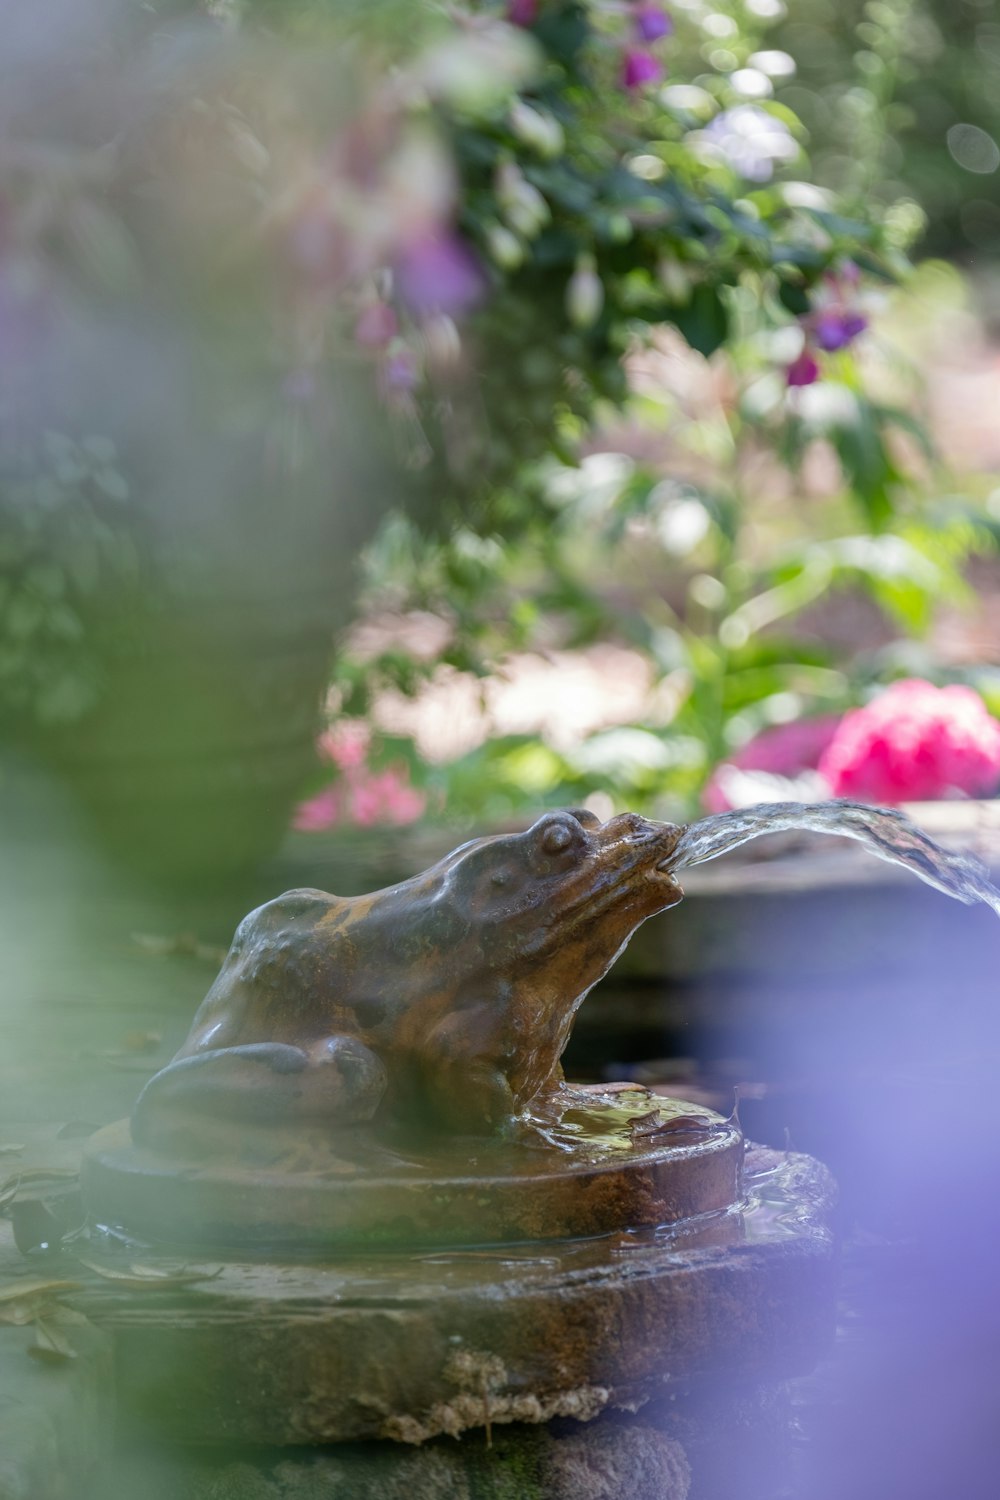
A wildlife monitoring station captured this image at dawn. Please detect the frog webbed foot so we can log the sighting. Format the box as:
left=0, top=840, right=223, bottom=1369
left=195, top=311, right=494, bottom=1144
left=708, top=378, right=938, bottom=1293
left=131, top=1036, right=387, bottom=1152
left=425, top=1060, right=519, bottom=1136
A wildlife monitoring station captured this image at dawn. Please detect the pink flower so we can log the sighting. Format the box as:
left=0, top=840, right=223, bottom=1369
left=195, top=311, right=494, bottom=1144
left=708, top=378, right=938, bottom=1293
left=704, top=717, right=842, bottom=813
left=622, top=48, right=664, bottom=90
left=786, top=348, right=820, bottom=386
left=354, top=301, right=398, bottom=348
left=633, top=3, right=674, bottom=43
left=318, top=724, right=368, bottom=772
left=293, top=786, right=342, bottom=832
left=293, top=725, right=426, bottom=831
left=349, top=771, right=426, bottom=827
left=818, top=679, right=1000, bottom=804
left=394, top=231, right=485, bottom=319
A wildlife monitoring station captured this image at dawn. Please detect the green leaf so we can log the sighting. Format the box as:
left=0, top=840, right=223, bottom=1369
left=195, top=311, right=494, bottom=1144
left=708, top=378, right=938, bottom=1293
left=669, top=286, right=729, bottom=358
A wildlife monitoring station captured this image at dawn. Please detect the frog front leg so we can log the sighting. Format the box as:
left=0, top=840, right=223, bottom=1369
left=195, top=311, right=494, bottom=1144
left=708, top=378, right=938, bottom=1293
left=419, top=1003, right=520, bottom=1135
left=131, top=1036, right=387, bottom=1152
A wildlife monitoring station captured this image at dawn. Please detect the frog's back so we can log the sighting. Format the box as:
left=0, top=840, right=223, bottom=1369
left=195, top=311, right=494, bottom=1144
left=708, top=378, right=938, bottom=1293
left=177, top=888, right=353, bottom=1056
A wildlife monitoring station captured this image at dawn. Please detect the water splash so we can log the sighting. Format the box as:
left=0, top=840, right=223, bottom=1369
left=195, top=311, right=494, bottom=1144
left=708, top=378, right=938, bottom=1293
left=666, top=800, right=1000, bottom=917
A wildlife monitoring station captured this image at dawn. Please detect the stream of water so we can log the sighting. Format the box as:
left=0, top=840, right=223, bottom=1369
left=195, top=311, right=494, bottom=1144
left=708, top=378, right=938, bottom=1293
left=667, top=799, right=1000, bottom=916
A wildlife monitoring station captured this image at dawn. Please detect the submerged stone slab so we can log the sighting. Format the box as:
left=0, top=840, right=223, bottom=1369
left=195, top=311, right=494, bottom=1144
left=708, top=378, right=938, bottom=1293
left=82, top=1087, right=742, bottom=1250
left=91, top=1418, right=692, bottom=1500
left=70, top=1147, right=836, bottom=1446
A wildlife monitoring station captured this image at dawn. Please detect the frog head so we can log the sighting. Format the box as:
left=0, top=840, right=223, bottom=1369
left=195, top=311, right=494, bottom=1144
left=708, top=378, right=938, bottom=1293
left=435, top=807, right=684, bottom=980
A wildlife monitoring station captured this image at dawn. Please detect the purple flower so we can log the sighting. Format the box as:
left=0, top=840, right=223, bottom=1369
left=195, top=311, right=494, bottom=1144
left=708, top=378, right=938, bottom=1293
left=622, top=48, right=664, bottom=90
left=813, top=309, right=868, bottom=352
left=381, top=344, right=420, bottom=395
left=394, top=232, right=485, bottom=319
left=786, top=348, right=820, bottom=387
left=507, top=0, right=539, bottom=24
left=633, top=3, right=673, bottom=44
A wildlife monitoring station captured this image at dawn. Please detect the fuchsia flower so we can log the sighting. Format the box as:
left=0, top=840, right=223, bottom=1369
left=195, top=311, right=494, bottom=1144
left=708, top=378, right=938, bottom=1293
left=394, top=231, right=485, bottom=319
left=813, top=308, right=868, bottom=353
left=633, top=3, right=674, bottom=43
left=622, top=47, right=664, bottom=90
left=507, top=0, right=540, bottom=24
left=787, top=263, right=869, bottom=380
left=818, top=680, right=1000, bottom=804
left=786, top=348, right=820, bottom=387
left=293, top=725, right=426, bottom=832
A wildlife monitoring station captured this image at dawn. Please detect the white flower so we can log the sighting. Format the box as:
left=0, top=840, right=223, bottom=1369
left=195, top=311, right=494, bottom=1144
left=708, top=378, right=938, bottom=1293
left=697, top=106, right=797, bottom=182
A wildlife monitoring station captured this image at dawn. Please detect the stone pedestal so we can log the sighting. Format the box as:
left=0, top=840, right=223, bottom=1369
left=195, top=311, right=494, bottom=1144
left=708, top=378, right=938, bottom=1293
left=73, top=1143, right=836, bottom=1447
left=82, top=1088, right=743, bottom=1250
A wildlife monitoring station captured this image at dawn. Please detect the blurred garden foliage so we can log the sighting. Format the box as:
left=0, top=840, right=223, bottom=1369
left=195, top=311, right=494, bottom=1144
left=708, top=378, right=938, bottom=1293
left=2, top=0, right=998, bottom=838
left=308, top=0, right=1000, bottom=825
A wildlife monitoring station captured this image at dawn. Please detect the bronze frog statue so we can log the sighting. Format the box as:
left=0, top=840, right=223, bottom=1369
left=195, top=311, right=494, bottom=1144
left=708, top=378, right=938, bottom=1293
left=132, top=809, right=684, bottom=1148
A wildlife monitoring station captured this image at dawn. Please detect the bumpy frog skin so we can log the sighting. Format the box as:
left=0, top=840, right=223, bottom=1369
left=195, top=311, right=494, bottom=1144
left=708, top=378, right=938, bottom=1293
left=132, top=809, right=684, bottom=1147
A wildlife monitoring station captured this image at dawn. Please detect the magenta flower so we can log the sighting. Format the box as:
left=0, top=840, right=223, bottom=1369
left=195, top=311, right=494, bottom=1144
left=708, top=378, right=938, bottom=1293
left=354, top=301, right=398, bottom=349
left=633, top=3, right=674, bottom=43
left=786, top=348, right=820, bottom=386
left=507, top=0, right=540, bottom=24
left=394, top=232, right=485, bottom=319
left=813, top=309, right=868, bottom=353
left=818, top=680, right=1000, bottom=804
left=704, top=717, right=842, bottom=813
left=622, top=48, right=664, bottom=90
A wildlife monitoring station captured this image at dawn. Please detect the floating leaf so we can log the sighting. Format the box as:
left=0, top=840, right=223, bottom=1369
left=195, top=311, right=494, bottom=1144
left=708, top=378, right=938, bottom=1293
left=628, top=1110, right=716, bottom=1142
left=0, top=1279, right=81, bottom=1306
left=56, top=1122, right=101, bottom=1141
left=29, top=1319, right=77, bottom=1363
left=0, top=1301, right=47, bottom=1327
left=0, top=1169, right=79, bottom=1198
left=74, top=1258, right=223, bottom=1289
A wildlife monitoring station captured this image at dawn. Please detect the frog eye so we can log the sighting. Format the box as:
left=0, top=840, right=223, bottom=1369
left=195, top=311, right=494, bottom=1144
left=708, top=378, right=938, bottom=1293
left=540, top=819, right=577, bottom=856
